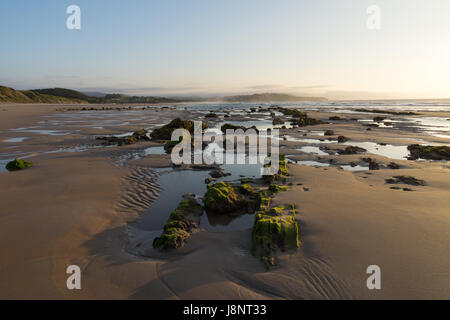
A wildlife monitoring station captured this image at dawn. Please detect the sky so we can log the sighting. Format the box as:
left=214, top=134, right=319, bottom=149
left=1, top=0, right=450, bottom=100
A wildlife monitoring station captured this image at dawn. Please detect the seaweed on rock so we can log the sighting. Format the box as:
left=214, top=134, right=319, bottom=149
left=153, top=198, right=203, bottom=250
left=252, top=212, right=299, bottom=269
left=204, top=182, right=248, bottom=214
left=5, top=159, right=33, bottom=171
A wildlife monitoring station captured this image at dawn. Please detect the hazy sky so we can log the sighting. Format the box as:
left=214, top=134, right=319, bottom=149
left=1, top=0, right=450, bottom=99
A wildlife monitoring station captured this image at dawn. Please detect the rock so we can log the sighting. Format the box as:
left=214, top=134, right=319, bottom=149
left=272, top=117, right=284, bottom=125
left=362, top=157, right=379, bottom=170
left=132, top=128, right=150, bottom=140
left=373, top=116, right=386, bottom=122
left=150, top=118, right=207, bottom=141
left=238, top=184, right=255, bottom=195
left=324, top=130, right=334, bottom=136
left=388, top=162, right=400, bottom=169
left=262, top=155, right=288, bottom=184
left=407, top=144, right=450, bottom=161
left=5, top=159, right=33, bottom=171
left=210, top=169, right=230, bottom=178
left=205, top=112, right=218, bottom=118
left=164, top=139, right=181, bottom=153
left=220, top=123, right=258, bottom=133
left=252, top=212, right=299, bottom=269
left=329, top=116, right=342, bottom=120
left=268, top=184, right=289, bottom=193
left=96, top=129, right=148, bottom=146
left=204, top=182, right=248, bottom=214
left=118, top=136, right=138, bottom=146
left=153, top=199, right=203, bottom=250
left=338, top=146, right=366, bottom=155
left=337, top=136, right=349, bottom=143
left=385, top=176, right=425, bottom=186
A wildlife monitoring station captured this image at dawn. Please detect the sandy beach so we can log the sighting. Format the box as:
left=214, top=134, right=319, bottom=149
left=0, top=103, right=449, bottom=299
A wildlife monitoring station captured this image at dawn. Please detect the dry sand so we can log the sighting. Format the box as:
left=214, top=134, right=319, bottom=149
left=0, top=104, right=449, bottom=299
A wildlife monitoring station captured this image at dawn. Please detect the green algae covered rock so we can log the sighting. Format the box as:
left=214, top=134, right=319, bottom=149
left=153, top=199, right=203, bottom=250
left=407, top=144, right=450, bottom=160
left=150, top=118, right=207, bottom=141
left=204, top=182, right=247, bottom=214
left=256, top=191, right=271, bottom=212
left=268, top=184, right=289, bottom=193
left=164, top=138, right=182, bottom=153
left=6, top=159, right=33, bottom=171
left=262, top=155, right=288, bottom=184
left=238, top=184, right=255, bottom=195
left=252, top=213, right=299, bottom=269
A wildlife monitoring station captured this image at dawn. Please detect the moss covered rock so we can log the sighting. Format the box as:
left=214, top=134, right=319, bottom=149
left=164, top=138, right=182, bottom=153
left=132, top=128, right=150, bottom=140
left=204, top=182, right=247, bottom=214
left=153, top=199, right=203, bottom=250
left=407, top=144, right=450, bottom=160
left=150, top=118, right=207, bottom=141
left=5, top=159, right=33, bottom=171
left=257, top=191, right=271, bottom=212
left=252, top=212, right=299, bottom=268
left=268, top=184, right=289, bottom=193
left=262, top=155, right=288, bottom=183
left=238, top=184, right=254, bottom=195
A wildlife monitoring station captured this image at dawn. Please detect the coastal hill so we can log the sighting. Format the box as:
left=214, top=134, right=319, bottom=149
left=0, top=86, right=187, bottom=104
left=0, top=86, right=88, bottom=104
left=223, top=93, right=327, bottom=102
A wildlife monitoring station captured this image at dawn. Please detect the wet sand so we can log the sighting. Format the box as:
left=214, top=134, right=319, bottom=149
left=0, top=103, right=449, bottom=299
